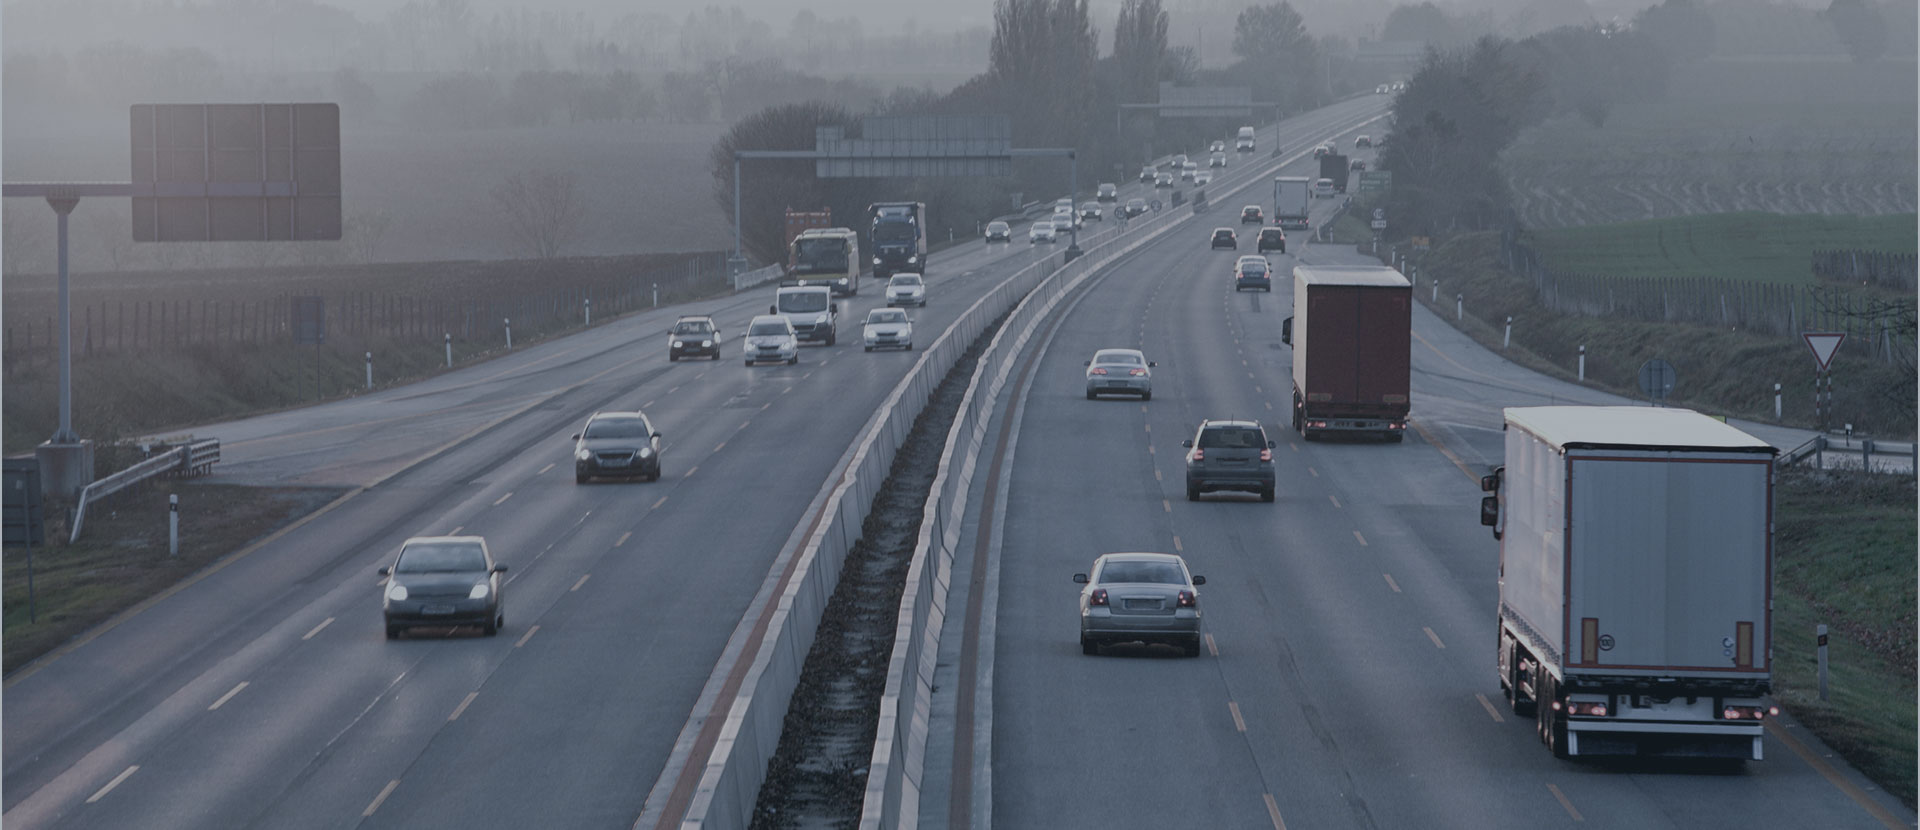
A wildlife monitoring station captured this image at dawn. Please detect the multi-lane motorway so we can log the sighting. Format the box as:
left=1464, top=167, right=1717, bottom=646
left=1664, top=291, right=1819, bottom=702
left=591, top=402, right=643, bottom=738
left=973, top=126, right=1914, bottom=829
left=3, top=97, right=1390, bottom=829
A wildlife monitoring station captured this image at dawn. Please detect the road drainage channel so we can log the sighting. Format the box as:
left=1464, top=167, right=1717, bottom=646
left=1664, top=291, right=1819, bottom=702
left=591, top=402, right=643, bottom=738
left=750, top=310, right=1008, bottom=829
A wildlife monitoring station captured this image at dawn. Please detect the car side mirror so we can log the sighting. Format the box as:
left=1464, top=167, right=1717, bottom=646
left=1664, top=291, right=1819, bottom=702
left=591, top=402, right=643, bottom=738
left=378, top=566, right=391, bottom=577
left=1182, top=439, right=1194, bottom=448
left=1192, top=575, right=1206, bottom=586
left=830, top=302, right=839, bottom=313
left=768, top=304, right=777, bottom=314
left=571, top=433, right=581, bottom=441
left=1148, top=361, right=1157, bottom=367
left=493, top=564, right=509, bottom=574
left=1268, top=440, right=1276, bottom=449
left=1072, top=573, right=1089, bottom=584
left=1281, top=316, right=1293, bottom=346
left=652, top=432, right=664, bottom=440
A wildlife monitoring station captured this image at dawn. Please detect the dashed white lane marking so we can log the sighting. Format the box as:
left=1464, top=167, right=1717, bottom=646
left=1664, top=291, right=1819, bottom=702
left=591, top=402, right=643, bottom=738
left=1265, top=402, right=1273, bottom=410
left=1263, top=793, right=1289, bottom=830
left=302, top=617, right=335, bottom=640
left=1290, top=444, right=1299, bottom=452
left=208, top=681, right=249, bottom=711
left=1229, top=701, right=1248, bottom=732
left=1476, top=693, right=1507, bottom=723
left=1547, top=783, right=1584, bottom=822
left=1162, top=500, right=1172, bottom=513
left=761, top=402, right=772, bottom=410
left=537, top=463, right=555, bottom=475
left=652, top=496, right=669, bottom=510
left=643, top=400, right=654, bottom=409
left=714, top=441, right=727, bottom=452
left=515, top=625, right=541, bottom=648
left=1424, top=627, right=1447, bottom=649
left=1155, top=469, right=1163, bottom=481
left=1353, top=530, right=1368, bottom=546
left=1205, top=633, right=1219, bottom=656
left=571, top=574, right=591, bottom=591
left=1383, top=573, right=1402, bottom=593
left=449, top=526, right=463, bottom=535
left=737, top=421, right=752, bottom=432
left=493, top=492, right=513, bottom=506
left=616, top=532, right=632, bottom=547
left=86, top=766, right=139, bottom=803
left=1173, top=536, right=1183, bottom=552
left=683, top=466, right=698, bottom=479
left=363, top=779, right=401, bottom=817
left=449, top=691, right=479, bottom=721
left=1329, top=495, right=1342, bottom=508
left=1308, top=467, right=1319, bottom=478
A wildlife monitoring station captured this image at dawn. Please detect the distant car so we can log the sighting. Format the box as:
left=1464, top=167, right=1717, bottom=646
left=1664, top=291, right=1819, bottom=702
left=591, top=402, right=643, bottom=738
left=380, top=536, right=506, bottom=639
left=1376, top=84, right=1390, bottom=94
left=1193, top=171, right=1213, bottom=186
left=1084, top=347, right=1154, bottom=400
left=1350, top=159, right=1367, bottom=171
left=1183, top=419, right=1276, bottom=502
left=1240, top=205, right=1263, bottom=224
left=1154, top=173, right=1174, bottom=188
left=1030, top=223, right=1057, bottom=243
left=1180, top=162, right=1198, bottom=181
left=1074, top=552, right=1205, bottom=657
left=1313, top=178, right=1335, bottom=198
left=572, top=410, right=663, bottom=483
left=1055, top=197, right=1075, bottom=214
left=1313, top=144, right=1331, bottom=159
left=1124, top=197, right=1149, bottom=218
left=1080, top=202, right=1103, bottom=221
left=1209, top=228, right=1237, bottom=250
left=1234, top=255, right=1272, bottom=292
left=1052, top=214, right=1078, bottom=233
left=1209, top=152, right=1227, bottom=168
left=862, top=307, right=913, bottom=352
left=885, top=273, right=926, bottom=307
left=744, top=314, right=799, bottom=366
left=985, top=220, right=1012, bottom=242
left=1096, top=182, right=1119, bottom=202
left=668, top=315, right=721, bottom=361
left=1355, top=135, right=1372, bottom=148
left=1256, top=227, right=1287, bottom=254
left=1140, top=165, right=1157, bottom=183
left=1208, top=140, right=1226, bottom=153
left=1170, top=153, right=1189, bottom=169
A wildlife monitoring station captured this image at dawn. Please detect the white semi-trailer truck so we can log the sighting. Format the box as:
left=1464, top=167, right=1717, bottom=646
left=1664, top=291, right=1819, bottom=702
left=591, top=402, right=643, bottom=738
left=1481, top=406, right=1779, bottom=760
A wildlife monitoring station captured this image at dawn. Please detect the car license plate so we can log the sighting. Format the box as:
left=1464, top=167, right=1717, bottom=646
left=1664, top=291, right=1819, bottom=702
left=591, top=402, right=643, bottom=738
left=422, top=604, right=454, bottom=615
left=1125, top=599, right=1158, bottom=610
left=1107, top=382, right=1128, bottom=388
left=601, top=457, right=629, bottom=467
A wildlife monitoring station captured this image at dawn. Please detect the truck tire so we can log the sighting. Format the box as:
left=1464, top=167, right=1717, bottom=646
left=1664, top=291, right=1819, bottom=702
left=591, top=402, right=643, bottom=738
left=1506, top=642, right=1536, bottom=717
left=1386, top=431, right=1405, bottom=443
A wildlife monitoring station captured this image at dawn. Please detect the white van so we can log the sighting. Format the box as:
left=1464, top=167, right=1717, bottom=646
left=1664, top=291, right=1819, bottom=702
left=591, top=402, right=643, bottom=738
left=770, top=283, right=838, bottom=345
left=1235, top=125, right=1256, bottom=152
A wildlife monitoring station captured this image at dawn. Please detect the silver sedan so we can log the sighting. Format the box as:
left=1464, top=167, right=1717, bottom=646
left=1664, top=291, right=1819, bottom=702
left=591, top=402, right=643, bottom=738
left=1074, top=552, right=1206, bottom=657
left=1084, top=348, right=1154, bottom=400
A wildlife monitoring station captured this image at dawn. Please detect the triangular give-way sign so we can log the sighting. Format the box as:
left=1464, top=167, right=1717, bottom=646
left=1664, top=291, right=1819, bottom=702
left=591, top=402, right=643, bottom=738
left=1803, top=332, right=1846, bottom=371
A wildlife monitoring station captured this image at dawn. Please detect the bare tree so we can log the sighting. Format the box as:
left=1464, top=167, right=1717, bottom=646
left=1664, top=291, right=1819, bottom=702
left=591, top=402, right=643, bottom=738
left=491, top=170, right=583, bottom=260
left=346, top=209, right=395, bottom=264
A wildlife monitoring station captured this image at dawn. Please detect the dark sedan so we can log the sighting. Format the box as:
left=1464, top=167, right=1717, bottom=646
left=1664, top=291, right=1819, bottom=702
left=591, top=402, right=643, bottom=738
left=1209, top=228, right=1237, bottom=250
left=381, top=536, right=506, bottom=638
left=1184, top=419, right=1276, bottom=502
left=573, top=411, right=663, bottom=483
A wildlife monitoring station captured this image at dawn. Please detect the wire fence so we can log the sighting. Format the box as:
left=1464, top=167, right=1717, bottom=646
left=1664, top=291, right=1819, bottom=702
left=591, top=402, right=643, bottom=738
left=1812, top=249, right=1917, bottom=292
left=1500, top=227, right=1914, bottom=365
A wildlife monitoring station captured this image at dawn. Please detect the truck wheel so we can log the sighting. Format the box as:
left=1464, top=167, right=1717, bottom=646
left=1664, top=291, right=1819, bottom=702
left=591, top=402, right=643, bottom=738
left=1506, top=643, right=1536, bottom=717
left=1186, top=485, right=1200, bottom=501
left=1081, top=636, right=1099, bottom=656
left=1386, top=431, right=1405, bottom=443
left=1261, top=487, right=1275, bottom=503
left=865, top=346, right=873, bottom=352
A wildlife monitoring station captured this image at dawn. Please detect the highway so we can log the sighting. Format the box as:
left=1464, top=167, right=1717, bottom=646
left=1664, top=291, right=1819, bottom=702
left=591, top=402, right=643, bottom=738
left=975, top=129, right=1914, bottom=829
left=1, top=96, right=1390, bottom=829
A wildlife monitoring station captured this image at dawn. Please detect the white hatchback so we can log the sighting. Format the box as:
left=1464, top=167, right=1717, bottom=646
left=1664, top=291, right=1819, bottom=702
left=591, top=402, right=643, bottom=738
left=863, top=308, right=913, bottom=352
left=1313, top=178, right=1336, bottom=198
left=886, top=273, right=926, bottom=307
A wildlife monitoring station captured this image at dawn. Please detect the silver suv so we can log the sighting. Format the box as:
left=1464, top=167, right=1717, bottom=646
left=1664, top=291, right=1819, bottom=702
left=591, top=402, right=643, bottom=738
left=1183, top=420, right=1276, bottom=502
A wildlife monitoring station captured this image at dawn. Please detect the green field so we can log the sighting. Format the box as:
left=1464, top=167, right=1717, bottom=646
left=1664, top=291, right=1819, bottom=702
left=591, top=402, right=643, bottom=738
left=1525, top=212, right=1917, bottom=284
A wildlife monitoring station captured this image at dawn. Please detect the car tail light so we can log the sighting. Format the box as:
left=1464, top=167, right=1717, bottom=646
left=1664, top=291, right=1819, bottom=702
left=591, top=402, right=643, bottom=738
left=1089, top=588, right=1109, bottom=607
left=1129, top=368, right=1147, bottom=376
left=1567, top=701, right=1610, bottom=717
left=1177, top=590, right=1197, bottom=608
left=1089, top=367, right=1108, bottom=375
left=1190, top=448, right=1204, bottom=461
left=1259, top=448, right=1272, bottom=461
left=1722, top=705, right=1768, bottom=721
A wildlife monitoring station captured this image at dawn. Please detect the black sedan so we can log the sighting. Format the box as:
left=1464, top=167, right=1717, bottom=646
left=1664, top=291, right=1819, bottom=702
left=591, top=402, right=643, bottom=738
left=573, top=411, right=663, bottom=483
left=1209, top=228, right=1237, bottom=250
left=381, top=536, right=506, bottom=638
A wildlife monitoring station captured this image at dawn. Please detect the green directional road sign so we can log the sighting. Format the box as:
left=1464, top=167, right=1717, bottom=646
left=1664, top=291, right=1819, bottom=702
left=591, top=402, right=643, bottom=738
left=1357, top=170, right=1392, bottom=193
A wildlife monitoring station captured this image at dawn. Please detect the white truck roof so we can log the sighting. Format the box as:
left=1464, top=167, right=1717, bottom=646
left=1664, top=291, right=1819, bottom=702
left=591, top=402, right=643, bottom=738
left=1505, top=406, right=1776, bottom=453
left=1294, top=265, right=1408, bottom=288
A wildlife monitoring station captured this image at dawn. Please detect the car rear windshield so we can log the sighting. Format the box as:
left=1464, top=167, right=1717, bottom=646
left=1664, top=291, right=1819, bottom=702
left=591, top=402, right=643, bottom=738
left=1198, top=427, right=1265, bottom=449
left=584, top=419, right=648, bottom=439
left=1213, top=230, right=1233, bottom=238
left=1261, top=229, right=1283, bottom=239
left=750, top=322, right=788, bottom=336
left=1240, top=262, right=1267, bottom=275
left=1100, top=561, right=1185, bottom=585
left=1096, top=352, right=1143, bottom=365
left=397, top=542, right=487, bottom=573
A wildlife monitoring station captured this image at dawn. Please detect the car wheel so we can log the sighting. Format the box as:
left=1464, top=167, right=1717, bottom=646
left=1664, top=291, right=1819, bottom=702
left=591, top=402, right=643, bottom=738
left=865, top=346, right=873, bottom=352
left=386, top=624, right=400, bottom=640
left=1261, top=487, right=1276, bottom=503
left=1186, top=484, right=1200, bottom=501
left=575, top=473, right=588, bottom=484
left=906, top=343, right=913, bottom=350
left=745, top=360, right=754, bottom=367
left=1086, top=390, right=1097, bottom=400
left=668, top=353, right=677, bottom=362
left=789, top=355, right=799, bottom=365
left=1081, top=637, right=1099, bottom=656
left=1182, top=637, right=1203, bottom=658
left=483, top=615, right=500, bottom=637
left=1140, top=391, right=1151, bottom=401
left=826, top=332, right=836, bottom=346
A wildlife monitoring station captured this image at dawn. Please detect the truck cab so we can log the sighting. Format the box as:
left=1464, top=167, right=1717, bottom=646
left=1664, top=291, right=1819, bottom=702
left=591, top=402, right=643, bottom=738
left=868, top=202, right=928, bottom=282
left=770, top=283, right=838, bottom=346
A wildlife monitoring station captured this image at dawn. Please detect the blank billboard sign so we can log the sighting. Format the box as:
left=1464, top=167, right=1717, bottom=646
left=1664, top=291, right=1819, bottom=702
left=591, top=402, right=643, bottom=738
left=131, top=103, right=341, bottom=242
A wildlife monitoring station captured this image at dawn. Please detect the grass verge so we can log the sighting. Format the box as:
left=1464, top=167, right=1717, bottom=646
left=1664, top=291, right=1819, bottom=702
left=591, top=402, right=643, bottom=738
left=1525, top=212, right=1916, bottom=285
left=1771, top=468, right=1916, bottom=808
left=3, top=482, right=344, bottom=675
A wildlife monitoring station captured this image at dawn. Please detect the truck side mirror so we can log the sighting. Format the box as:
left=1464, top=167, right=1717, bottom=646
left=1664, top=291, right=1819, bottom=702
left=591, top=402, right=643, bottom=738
left=1481, top=496, right=1502, bottom=540
left=1281, top=317, right=1293, bottom=346
left=830, top=302, right=839, bottom=313
left=1481, top=474, right=1499, bottom=492
left=768, top=304, right=777, bottom=314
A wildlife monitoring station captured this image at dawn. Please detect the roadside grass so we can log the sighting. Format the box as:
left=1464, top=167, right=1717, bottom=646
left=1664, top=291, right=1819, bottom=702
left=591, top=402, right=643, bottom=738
left=1525, top=213, right=1917, bottom=284
left=2, top=482, right=344, bottom=675
left=1406, top=232, right=1915, bottom=437
left=1771, top=468, right=1917, bottom=808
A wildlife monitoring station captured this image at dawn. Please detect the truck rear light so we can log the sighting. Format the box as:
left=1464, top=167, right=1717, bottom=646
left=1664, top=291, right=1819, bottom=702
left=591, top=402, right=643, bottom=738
left=1177, top=590, right=1197, bottom=608
left=1089, top=367, right=1108, bottom=375
left=1721, top=705, right=1767, bottom=721
left=1387, top=422, right=1406, bottom=430
left=1089, top=588, right=1109, bottom=607
left=1307, top=420, right=1327, bottom=428
left=1567, top=701, right=1610, bottom=717
left=1259, top=449, right=1272, bottom=461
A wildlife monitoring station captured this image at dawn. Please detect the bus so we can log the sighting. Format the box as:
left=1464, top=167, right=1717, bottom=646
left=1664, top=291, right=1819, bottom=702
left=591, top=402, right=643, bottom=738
left=787, top=227, right=861, bottom=297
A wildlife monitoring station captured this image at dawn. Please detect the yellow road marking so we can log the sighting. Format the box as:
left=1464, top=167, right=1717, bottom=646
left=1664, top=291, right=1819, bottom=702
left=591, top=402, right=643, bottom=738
left=87, top=766, right=139, bottom=803
left=363, top=780, right=401, bottom=817
left=515, top=625, right=541, bottom=648
left=208, top=681, right=249, bottom=711
left=302, top=617, right=334, bottom=640
left=1409, top=418, right=1479, bottom=484
left=1424, top=627, right=1447, bottom=649
left=1476, top=693, right=1506, bottom=723
left=449, top=691, right=479, bottom=721
left=1546, top=783, right=1583, bottom=822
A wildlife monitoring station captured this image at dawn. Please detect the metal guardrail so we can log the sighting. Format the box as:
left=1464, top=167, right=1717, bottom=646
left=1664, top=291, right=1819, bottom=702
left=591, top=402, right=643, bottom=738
left=730, top=263, right=785, bottom=293
left=1778, top=433, right=1917, bottom=476
left=69, top=438, right=221, bottom=543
